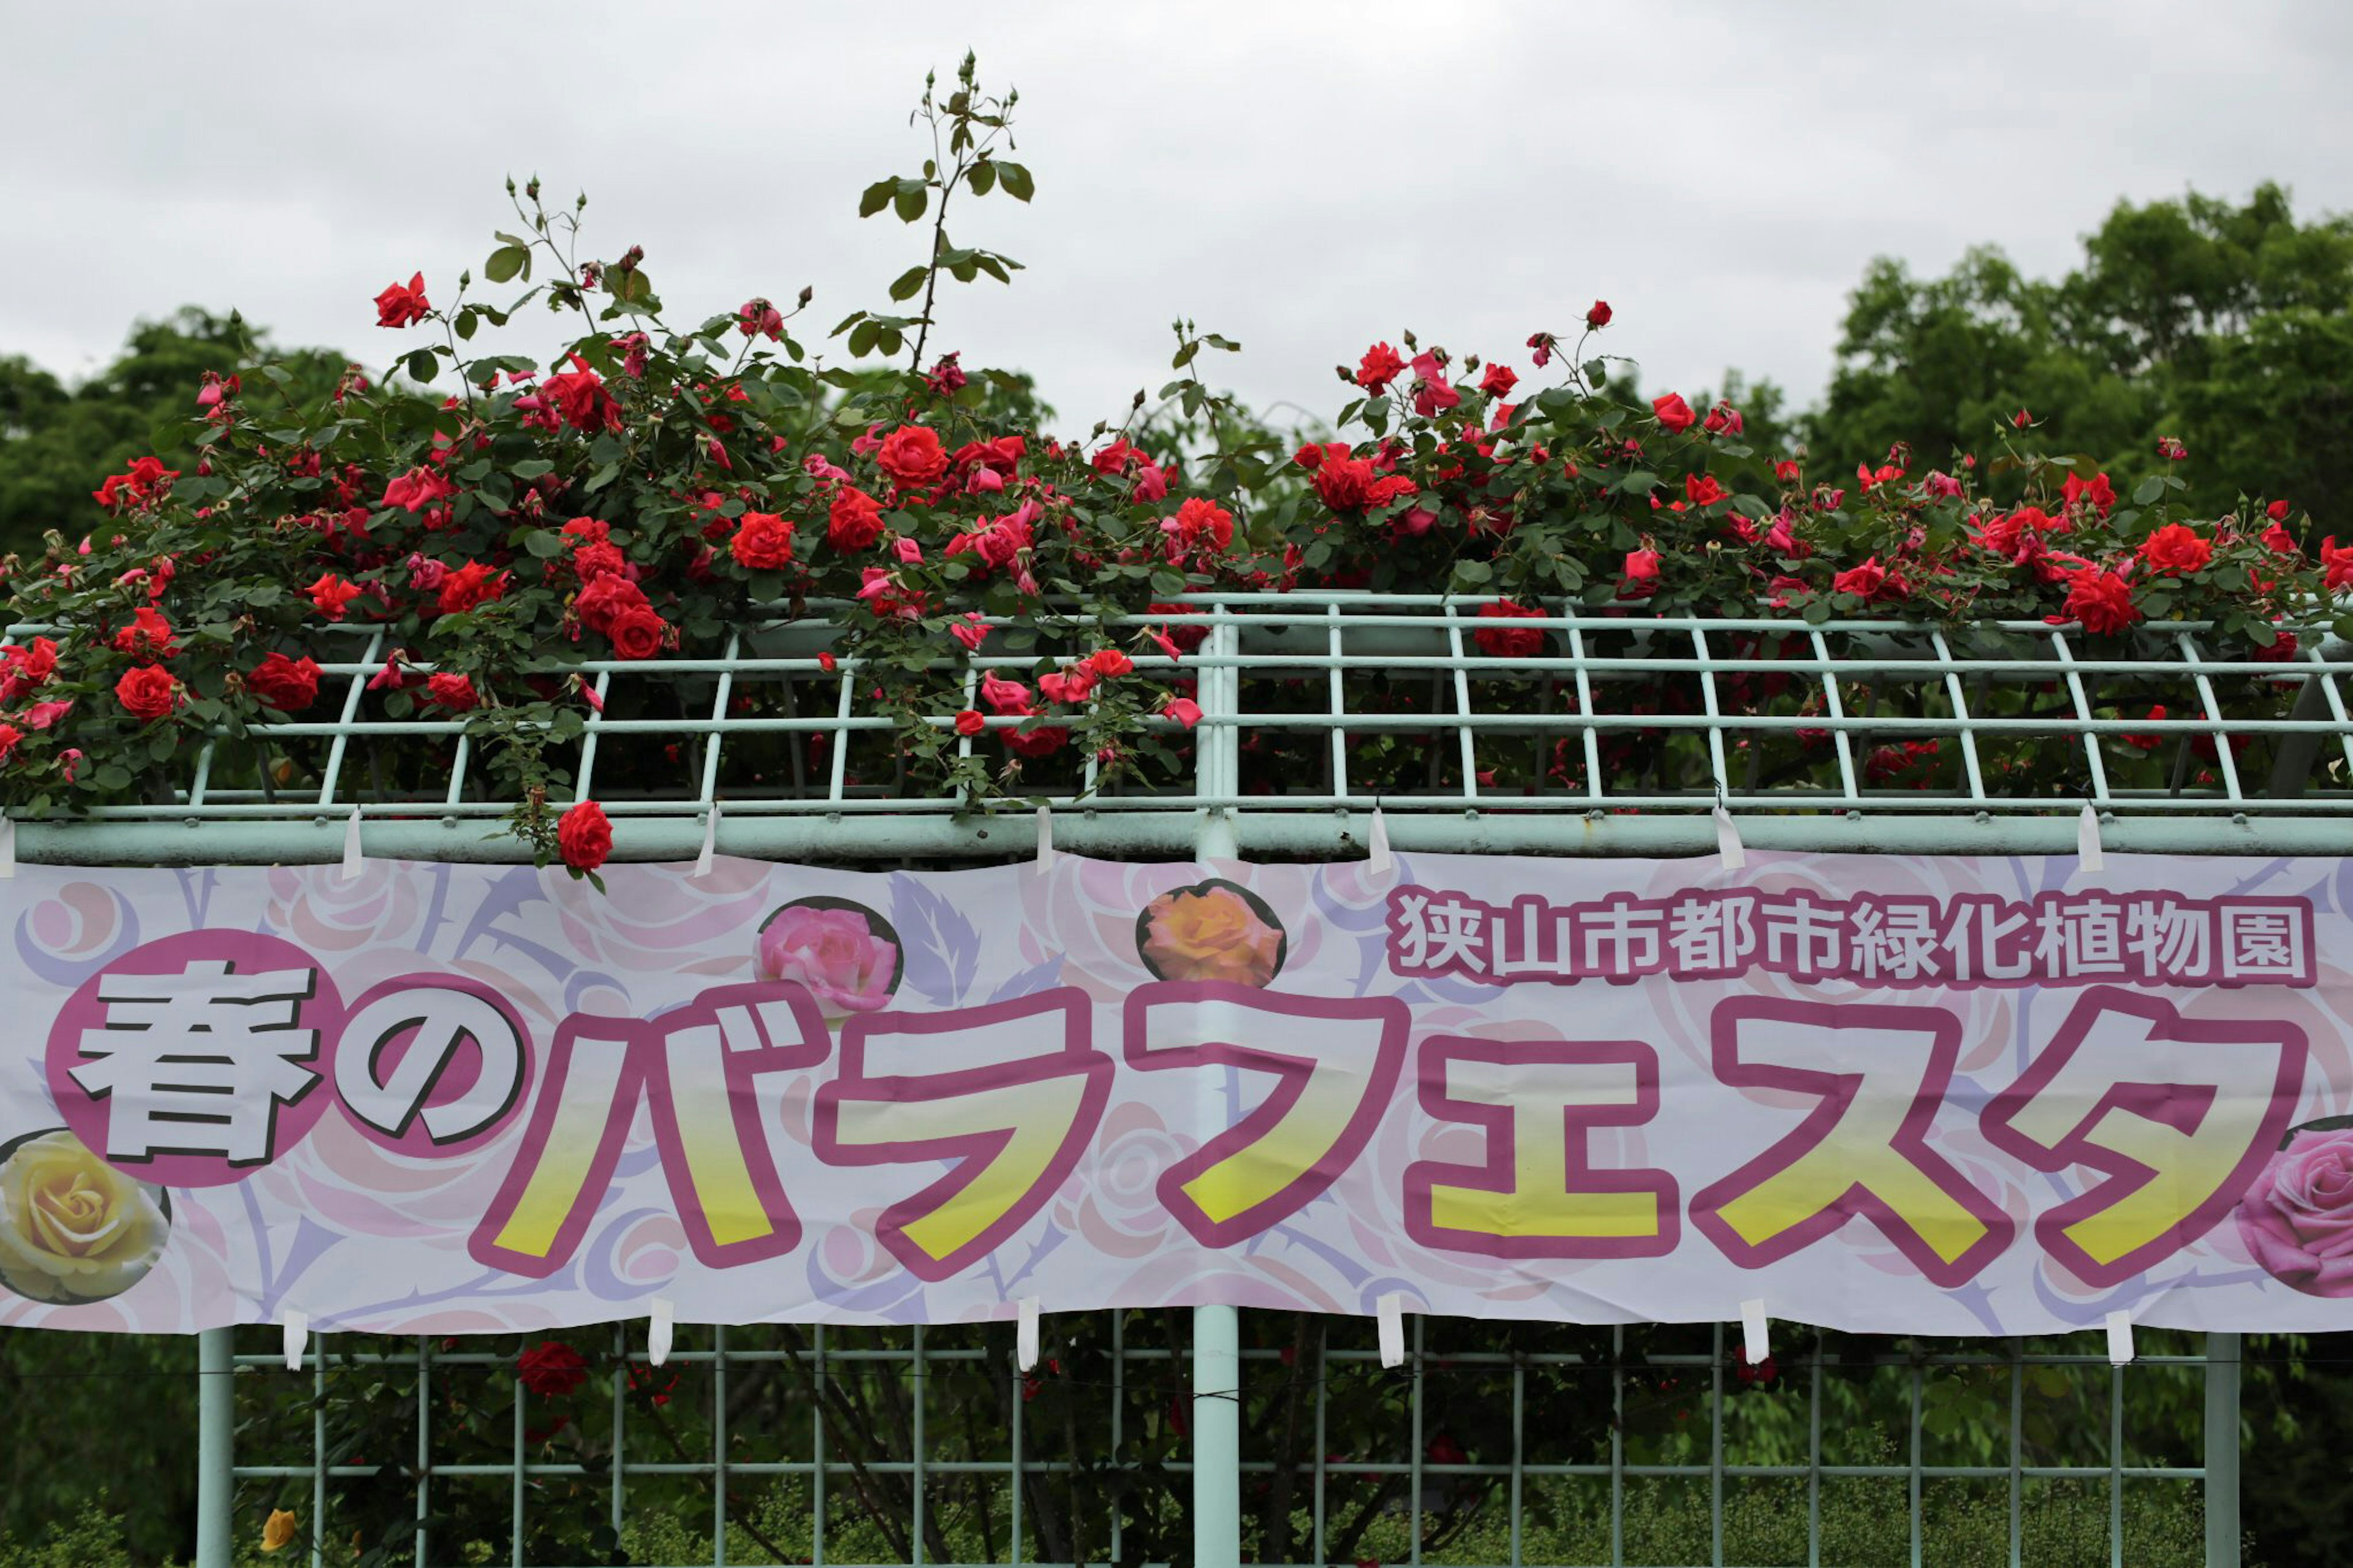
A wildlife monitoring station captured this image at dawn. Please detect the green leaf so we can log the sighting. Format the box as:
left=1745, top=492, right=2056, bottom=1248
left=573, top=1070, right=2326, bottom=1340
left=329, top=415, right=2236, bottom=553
left=1618, top=471, right=1659, bottom=495
left=968, top=159, right=997, bottom=197
left=403, top=349, right=439, bottom=384
left=888, top=266, right=928, bottom=303
left=847, top=319, right=881, bottom=358
left=485, top=244, right=529, bottom=284
left=524, top=529, right=570, bottom=559
left=2133, top=475, right=2167, bottom=507
left=996, top=162, right=1034, bottom=202
left=510, top=458, right=555, bottom=480
left=894, top=183, right=929, bottom=224
left=858, top=179, right=896, bottom=218
left=1451, top=559, right=1493, bottom=588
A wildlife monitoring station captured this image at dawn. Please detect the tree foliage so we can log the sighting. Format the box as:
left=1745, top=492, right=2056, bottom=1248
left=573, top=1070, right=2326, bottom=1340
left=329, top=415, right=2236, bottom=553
left=1809, top=183, right=2353, bottom=530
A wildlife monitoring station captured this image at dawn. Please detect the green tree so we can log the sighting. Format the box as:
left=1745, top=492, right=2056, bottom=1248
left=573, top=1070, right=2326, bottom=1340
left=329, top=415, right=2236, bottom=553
left=1808, top=183, right=2353, bottom=528
left=0, top=309, right=350, bottom=562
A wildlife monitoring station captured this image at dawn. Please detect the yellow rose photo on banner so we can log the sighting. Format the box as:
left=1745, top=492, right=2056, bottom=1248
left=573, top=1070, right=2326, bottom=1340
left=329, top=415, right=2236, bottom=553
left=0, top=1127, right=171, bottom=1304
left=1135, top=879, right=1287, bottom=988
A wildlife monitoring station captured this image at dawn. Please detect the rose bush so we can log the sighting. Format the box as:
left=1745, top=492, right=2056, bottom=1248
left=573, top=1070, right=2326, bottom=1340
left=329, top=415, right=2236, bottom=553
left=0, top=54, right=2337, bottom=878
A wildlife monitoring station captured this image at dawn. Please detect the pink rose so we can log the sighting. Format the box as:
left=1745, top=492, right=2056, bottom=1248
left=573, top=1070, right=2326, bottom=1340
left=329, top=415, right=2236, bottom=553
left=2235, top=1128, right=2353, bottom=1296
left=757, top=902, right=900, bottom=1013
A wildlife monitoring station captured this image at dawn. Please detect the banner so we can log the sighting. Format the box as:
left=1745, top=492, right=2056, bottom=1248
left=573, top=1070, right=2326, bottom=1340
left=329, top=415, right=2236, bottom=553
left=1, top=851, right=2347, bottom=1338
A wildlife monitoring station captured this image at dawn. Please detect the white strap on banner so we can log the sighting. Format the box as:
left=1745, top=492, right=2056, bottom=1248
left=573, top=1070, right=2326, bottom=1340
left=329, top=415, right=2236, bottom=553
left=341, top=806, right=364, bottom=880
left=2105, top=1309, right=2135, bottom=1365
left=692, top=804, right=719, bottom=877
left=648, top=1297, right=675, bottom=1368
left=1016, top=1296, right=1042, bottom=1372
left=1365, top=808, right=1393, bottom=877
left=1740, top=1298, right=1770, bottom=1365
left=1376, top=1290, right=1406, bottom=1369
left=0, top=812, right=16, bottom=879
left=1713, top=805, right=1747, bottom=871
left=282, top=1309, right=309, bottom=1373
left=1034, top=805, right=1056, bottom=870
left=2077, top=802, right=2105, bottom=872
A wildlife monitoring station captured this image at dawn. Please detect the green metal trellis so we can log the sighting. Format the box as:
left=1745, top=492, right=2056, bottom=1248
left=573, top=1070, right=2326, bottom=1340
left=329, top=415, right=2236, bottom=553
left=32, top=592, right=2346, bottom=1567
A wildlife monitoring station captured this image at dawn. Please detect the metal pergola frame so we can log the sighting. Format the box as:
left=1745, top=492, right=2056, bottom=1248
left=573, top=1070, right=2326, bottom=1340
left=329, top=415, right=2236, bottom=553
left=25, top=593, right=2341, bottom=1567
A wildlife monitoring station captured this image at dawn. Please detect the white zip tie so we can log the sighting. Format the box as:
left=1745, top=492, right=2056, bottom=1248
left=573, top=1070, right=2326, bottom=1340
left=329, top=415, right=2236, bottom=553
left=1364, top=808, right=1393, bottom=877
left=648, top=1297, right=675, bottom=1368
left=1376, top=1291, right=1406, bottom=1369
left=1016, top=1297, right=1041, bottom=1372
left=0, top=812, right=15, bottom=879
left=282, top=1309, right=309, bottom=1373
left=2077, top=802, right=2105, bottom=872
left=692, top=803, right=719, bottom=877
left=1034, top=805, right=1056, bottom=870
left=340, top=806, right=364, bottom=880
left=1713, top=804, right=1747, bottom=871
left=2105, top=1309, right=2134, bottom=1365
left=1740, top=1298, right=1770, bottom=1365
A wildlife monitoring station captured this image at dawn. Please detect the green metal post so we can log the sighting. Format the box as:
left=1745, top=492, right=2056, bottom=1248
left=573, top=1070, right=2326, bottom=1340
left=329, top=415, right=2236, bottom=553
left=196, top=1327, right=233, bottom=1568
left=2205, top=1331, right=2241, bottom=1567
left=1192, top=611, right=1245, bottom=1568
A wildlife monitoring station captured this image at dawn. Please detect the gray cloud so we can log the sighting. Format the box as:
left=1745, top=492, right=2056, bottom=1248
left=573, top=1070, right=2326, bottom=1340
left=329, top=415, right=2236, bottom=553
left=6, top=0, right=2349, bottom=434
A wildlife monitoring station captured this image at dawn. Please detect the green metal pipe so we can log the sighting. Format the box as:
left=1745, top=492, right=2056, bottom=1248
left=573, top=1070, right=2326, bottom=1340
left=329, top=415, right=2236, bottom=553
left=22, top=808, right=2353, bottom=866
left=196, top=1327, right=233, bottom=1568
left=2205, top=1331, right=2240, bottom=1567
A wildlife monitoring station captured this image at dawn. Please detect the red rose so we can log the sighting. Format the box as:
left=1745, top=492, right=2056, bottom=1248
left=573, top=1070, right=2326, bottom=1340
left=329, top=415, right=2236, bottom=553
left=308, top=574, right=364, bottom=621
left=2268, top=499, right=2292, bottom=522
left=2137, top=523, right=2211, bottom=576
left=2061, top=471, right=2116, bottom=516
left=115, top=665, right=179, bottom=721
left=437, top=562, right=509, bottom=616
left=1684, top=474, right=1727, bottom=508
left=375, top=273, right=431, bottom=328
left=248, top=653, right=321, bottom=712
left=543, top=355, right=620, bottom=434
left=954, top=709, right=986, bottom=737
left=1651, top=393, right=1695, bottom=433
left=607, top=604, right=667, bottom=661
left=517, top=1341, right=589, bottom=1398
left=425, top=672, right=480, bottom=712
left=1479, top=363, right=1518, bottom=398
left=1159, top=497, right=1235, bottom=560
left=1160, top=696, right=1203, bottom=729
left=1773, top=460, right=1802, bottom=483
left=575, top=574, right=649, bottom=635
left=1004, top=724, right=1069, bottom=759
left=1619, top=547, right=1662, bottom=600
left=2055, top=567, right=2140, bottom=637
left=1835, top=548, right=1892, bottom=597
left=825, top=489, right=886, bottom=553
left=1356, top=343, right=1406, bottom=395
left=1586, top=300, right=1612, bottom=330
left=732, top=510, right=798, bottom=570
left=556, top=801, right=612, bottom=873
left=2324, top=537, right=2353, bottom=593
left=875, top=425, right=949, bottom=488
left=572, top=541, right=626, bottom=581
left=1472, top=599, right=1547, bottom=658
left=110, top=607, right=178, bottom=663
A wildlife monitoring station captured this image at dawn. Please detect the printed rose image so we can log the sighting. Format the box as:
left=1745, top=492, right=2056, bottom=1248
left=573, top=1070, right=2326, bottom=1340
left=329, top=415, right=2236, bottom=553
left=1135, top=878, right=1287, bottom=987
left=757, top=898, right=902, bottom=1014
left=2236, top=1125, right=2353, bottom=1297
left=0, top=1127, right=170, bottom=1303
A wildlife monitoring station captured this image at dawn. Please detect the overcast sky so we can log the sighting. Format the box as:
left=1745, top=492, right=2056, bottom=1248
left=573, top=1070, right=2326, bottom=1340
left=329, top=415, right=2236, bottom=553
left=8, top=1, right=2352, bottom=435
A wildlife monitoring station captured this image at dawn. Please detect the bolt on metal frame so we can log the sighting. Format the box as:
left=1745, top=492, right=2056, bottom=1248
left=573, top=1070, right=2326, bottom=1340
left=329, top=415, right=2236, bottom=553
left=23, top=595, right=2333, bottom=1565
